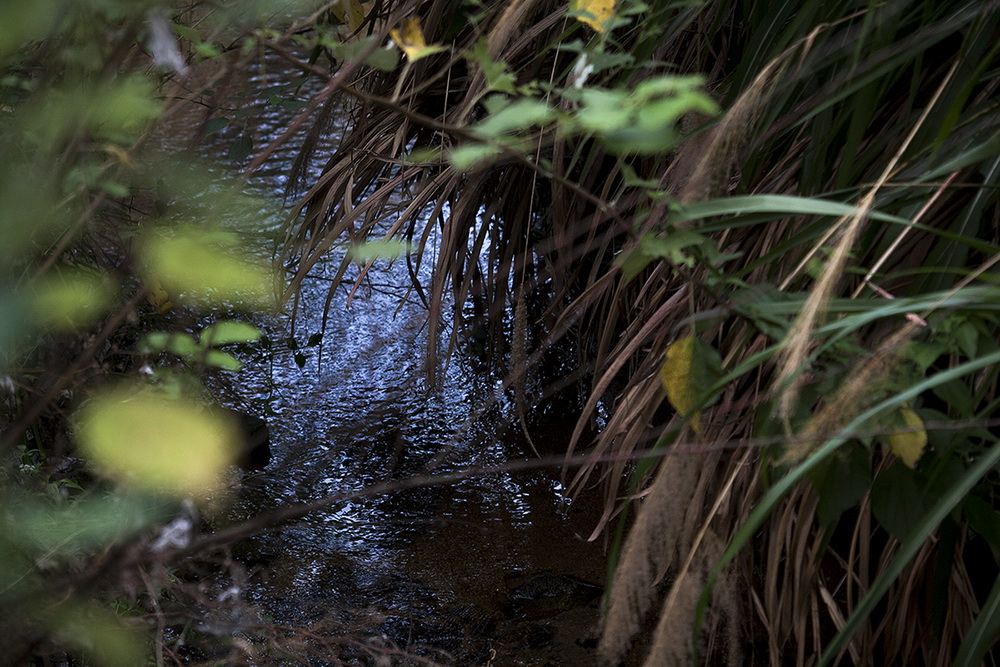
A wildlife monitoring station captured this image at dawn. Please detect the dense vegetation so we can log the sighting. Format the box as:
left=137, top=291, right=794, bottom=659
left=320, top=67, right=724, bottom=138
left=1, top=0, right=999, bottom=665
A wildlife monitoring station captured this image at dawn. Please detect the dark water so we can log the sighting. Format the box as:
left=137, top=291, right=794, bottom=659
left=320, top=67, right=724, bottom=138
left=180, top=48, right=607, bottom=665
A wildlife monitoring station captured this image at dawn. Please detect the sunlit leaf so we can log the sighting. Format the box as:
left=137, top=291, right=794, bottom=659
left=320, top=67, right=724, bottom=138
left=886, top=405, right=928, bottom=469
left=76, top=386, right=239, bottom=498
left=570, top=0, right=616, bottom=33
left=330, top=0, right=367, bottom=32
left=147, top=280, right=174, bottom=313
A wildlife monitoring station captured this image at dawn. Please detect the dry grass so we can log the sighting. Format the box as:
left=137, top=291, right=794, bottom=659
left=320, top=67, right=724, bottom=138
left=277, top=1, right=1000, bottom=664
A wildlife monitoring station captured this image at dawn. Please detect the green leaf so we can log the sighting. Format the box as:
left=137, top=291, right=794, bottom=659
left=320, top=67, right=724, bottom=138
left=963, top=496, right=1000, bottom=553
left=808, top=443, right=871, bottom=527
left=449, top=143, right=502, bottom=171
left=693, top=347, right=1000, bottom=659
left=905, top=340, right=945, bottom=372
left=44, top=601, right=146, bottom=667
left=819, top=435, right=1000, bottom=667
left=201, top=321, right=260, bottom=346
left=467, top=38, right=516, bottom=94
left=347, top=239, right=412, bottom=263
left=203, top=117, right=229, bottom=135
left=30, top=270, right=114, bottom=331
left=472, top=99, right=555, bottom=138
left=139, top=332, right=199, bottom=357
left=7, top=494, right=168, bottom=553
left=931, top=378, right=974, bottom=418
left=955, top=320, right=979, bottom=358
left=364, top=46, right=399, bottom=71
left=871, top=463, right=928, bottom=540
left=204, top=349, right=241, bottom=371
left=954, top=572, right=1000, bottom=667
left=170, top=22, right=202, bottom=43
left=139, top=228, right=276, bottom=307
left=227, top=134, right=254, bottom=161
left=669, top=195, right=912, bottom=226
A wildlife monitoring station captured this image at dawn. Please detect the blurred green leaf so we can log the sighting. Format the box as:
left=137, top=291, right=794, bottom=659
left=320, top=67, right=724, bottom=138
left=204, top=349, right=241, bottom=371
left=203, top=117, right=229, bottom=135
left=365, top=46, right=399, bottom=72
left=139, top=228, right=277, bottom=307
left=6, top=494, right=168, bottom=553
left=30, top=269, right=115, bottom=331
left=45, top=601, right=146, bottom=667
left=347, top=239, right=412, bottom=263
left=202, top=320, right=260, bottom=346
left=0, top=1, right=60, bottom=60
left=472, top=99, right=555, bottom=138
left=75, top=386, right=239, bottom=498
left=449, top=143, right=502, bottom=170
left=139, top=332, right=199, bottom=357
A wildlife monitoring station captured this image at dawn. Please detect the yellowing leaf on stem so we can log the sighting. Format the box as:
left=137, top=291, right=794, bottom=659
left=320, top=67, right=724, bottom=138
left=390, top=18, right=446, bottom=62
left=571, top=0, right=616, bottom=33
left=659, top=335, right=723, bottom=433
left=887, top=405, right=928, bottom=469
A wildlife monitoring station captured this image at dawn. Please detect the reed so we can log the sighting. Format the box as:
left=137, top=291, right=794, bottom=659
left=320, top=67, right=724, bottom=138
left=283, top=0, right=1000, bottom=663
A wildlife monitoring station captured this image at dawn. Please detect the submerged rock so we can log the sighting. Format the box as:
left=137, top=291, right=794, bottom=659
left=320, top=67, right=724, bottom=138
left=508, top=572, right=603, bottom=620
left=226, top=408, right=271, bottom=470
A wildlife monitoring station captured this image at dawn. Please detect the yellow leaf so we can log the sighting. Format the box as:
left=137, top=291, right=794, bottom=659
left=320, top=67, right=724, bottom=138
left=76, top=387, right=239, bottom=498
left=887, top=405, right=927, bottom=469
left=660, top=335, right=701, bottom=432
left=147, top=280, right=174, bottom=313
left=571, top=0, right=616, bottom=33
left=390, top=18, right=446, bottom=62
left=331, top=0, right=368, bottom=32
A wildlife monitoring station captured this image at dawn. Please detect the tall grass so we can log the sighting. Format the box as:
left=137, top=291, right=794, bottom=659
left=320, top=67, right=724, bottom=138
left=283, top=0, right=1000, bottom=663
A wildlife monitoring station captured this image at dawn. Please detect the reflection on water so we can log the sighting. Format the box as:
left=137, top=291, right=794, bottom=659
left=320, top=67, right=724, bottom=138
left=182, top=47, right=606, bottom=664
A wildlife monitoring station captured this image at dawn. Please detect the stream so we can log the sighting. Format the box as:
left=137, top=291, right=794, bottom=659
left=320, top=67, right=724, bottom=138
left=170, top=46, right=609, bottom=665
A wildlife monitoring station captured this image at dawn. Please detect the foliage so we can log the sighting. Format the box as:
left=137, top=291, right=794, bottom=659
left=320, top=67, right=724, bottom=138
left=0, top=1, right=294, bottom=663
left=3, top=0, right=1000, bottom=664
left=274, top=0, right=1000, bottom=664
